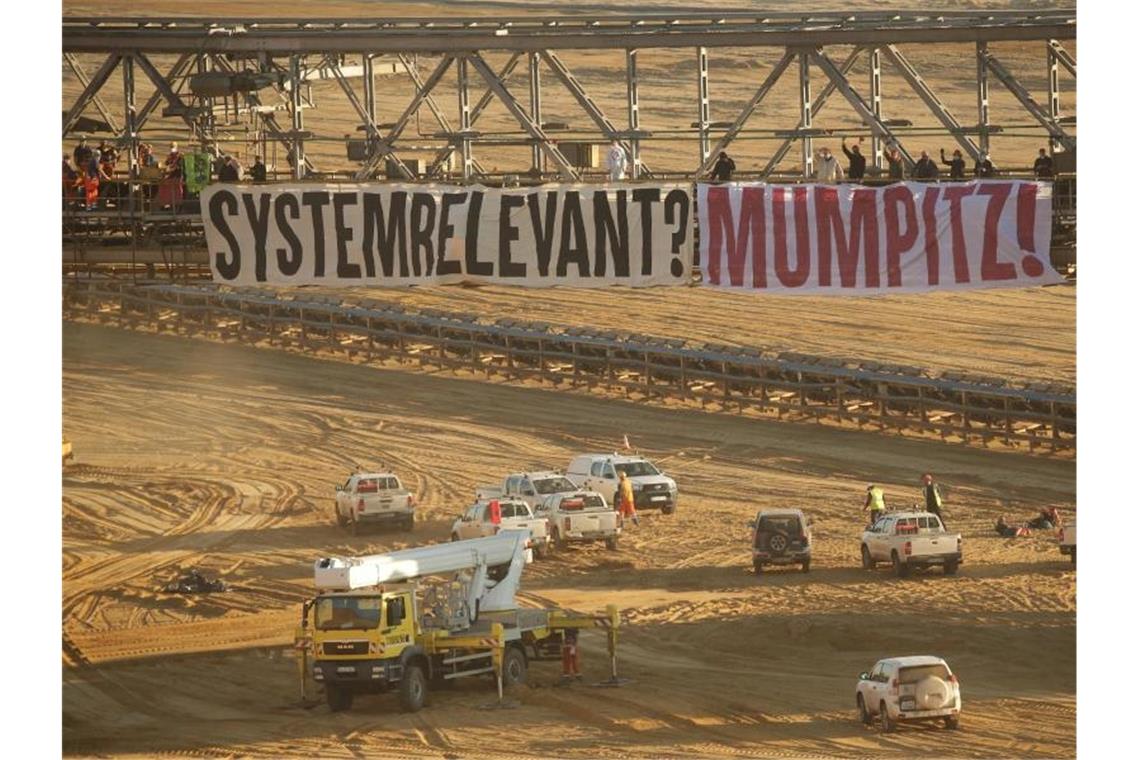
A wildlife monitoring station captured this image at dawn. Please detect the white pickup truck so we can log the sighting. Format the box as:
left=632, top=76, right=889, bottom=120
left=860, top=511, right=962, bottom=577
left=1059, top=522, right=1076, bottom=565
left=566, top=453, right=678, bottom=514
left=334, top=472, right=416, bottom=535
left=536, top=491, right=622, bottom=550
left=449, top=497, right=552, bottom=559
left=475, top=471, right=580, bottom=511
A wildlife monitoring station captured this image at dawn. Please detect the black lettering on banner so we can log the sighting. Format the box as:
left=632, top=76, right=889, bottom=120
left=241, top=192, right=272, bottom=282
left=664, top=188, right=690, bottom=278
left=410, top=192, right=436, bottom=276
left=362, top=192, right=407, bottom=278
left=301, top=192, right=331, bottom=278
left=498, top=194, right=527, bottom=278
left=209, top=190, right=241, bottom=280
left=632, top=188, right=661, bottom=276
left=465, top=191, right=490, bottom=276
left=333, top=192, right=361, bottom=279
left=592, top=190, right=630, bottom=277
left=274, top=194, right=303, bottom=276
left=437, top=192, right=467, bottom=276
left=557, top=191, right=589, bottom=277
left=527, top=191, right=559, bottom=276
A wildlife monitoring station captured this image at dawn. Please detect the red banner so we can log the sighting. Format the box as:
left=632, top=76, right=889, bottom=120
left=698, top=181, right=1061, bottom=294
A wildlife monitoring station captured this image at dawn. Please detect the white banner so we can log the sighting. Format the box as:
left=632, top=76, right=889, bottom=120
left=202, top=183, right=692, bottom=287
left=698, top=181, right=1062, bottom=294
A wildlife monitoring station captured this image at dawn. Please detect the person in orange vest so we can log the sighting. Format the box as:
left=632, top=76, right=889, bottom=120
left=560, top=627, right=582, bottom=682
left=617, top=471, right=640, bottom=526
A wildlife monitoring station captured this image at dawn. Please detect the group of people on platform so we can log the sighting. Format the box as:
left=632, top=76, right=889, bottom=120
left=705, top=137, right=1058, bottom=184
left=64, top=135, right=269, bottom=212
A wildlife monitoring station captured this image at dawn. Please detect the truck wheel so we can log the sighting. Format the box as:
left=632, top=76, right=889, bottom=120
left=943, top=559, right=959, bottom=576
left=403, top=515, right=414, bottom=532
left=503, top=646, right=528, bottom=688
left=857, top=694, right=872, bottom=725
left=892, top=551, right=910, bottom=578
left=753, top=560, right=764, bottom=575
left=944, top=714, right=960, bottom=730
left=800, top=558, right=811, bottom=573
left=861, top=545, right=876, bottom=570
left=879, top=702, right=896, bottom=732
left=335, top=508, right=347, bottom=528
left=553, top=529, right=565, bottom=551
left=325, top=685, right=353, bottom=712
left=451, top=533, right=460, bottom=542
left=533, top=542, right=547, bottom=560
left=399, top=664, right=427, bottom=712
left=662, top=504, right=676, bottom=515
left=605, top=536, right=619, bottom=551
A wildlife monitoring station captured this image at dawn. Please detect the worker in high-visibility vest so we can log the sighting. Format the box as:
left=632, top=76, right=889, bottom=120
left=864, top=484, right=886, bottom=526
left=921, top=473, right=945, bottom=526
left=617, top=471, right=640, bottom=526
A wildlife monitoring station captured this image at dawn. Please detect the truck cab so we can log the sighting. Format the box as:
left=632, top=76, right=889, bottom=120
left=566, top=453, right=678, bottom=514
left=335, top=472, right=416, bottom=535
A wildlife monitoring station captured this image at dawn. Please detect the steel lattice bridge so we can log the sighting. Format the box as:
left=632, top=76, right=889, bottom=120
left=63, top=9, right=1076, bottom=183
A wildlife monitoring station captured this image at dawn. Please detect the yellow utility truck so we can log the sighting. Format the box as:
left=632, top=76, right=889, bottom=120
left=296, top=531, right=620, bottom=712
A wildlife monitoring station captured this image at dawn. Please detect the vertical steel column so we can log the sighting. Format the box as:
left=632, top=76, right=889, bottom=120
left=798, top=51, right=813, bottom=179
left=289, top=56, right=305, bottom=180
left=869, top=47, right=884, bottom=170
left=696, top=46, right=711, bottom=166
left=528, top=52, right=543, bottom=175
left=625, top=49, right=641, bottom=179
left=976, top=42, right=991, bottom=157
left=197, top=55, right=215, bottom=155
left=121, top=54, right=138, bottom=221
left=363, top=54, right=377, bottom=126
left=1047, top=42, right=1061, bottom=153
left=457, top=56, right=473, bottom=181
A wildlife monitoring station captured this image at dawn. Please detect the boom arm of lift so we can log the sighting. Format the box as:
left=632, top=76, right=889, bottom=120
left=313, top=531, right=530, bottom=614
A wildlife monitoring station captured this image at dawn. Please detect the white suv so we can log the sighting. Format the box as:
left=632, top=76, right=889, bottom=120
left=855, top=656, right=962, bottom=732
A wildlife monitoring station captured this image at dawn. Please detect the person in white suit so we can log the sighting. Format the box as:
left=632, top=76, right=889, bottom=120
left=606, top=140, right=628, bottom=181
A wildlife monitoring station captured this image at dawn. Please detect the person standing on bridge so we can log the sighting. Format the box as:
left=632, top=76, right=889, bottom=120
left=606, top=140, right=628, bottom=181
left=250, top=155, right=267, bottom=182
left=841, top=137, right=866, bottom=181
left=73, top=135, right=92, bottom=173
left=911, top=151, right=940, bottom=180
left=885, top=145, right=905, bottom=180
left=864, top=484, right=886, bottom=526
left=710, top=151, right=736, bottom=182
left=1034, top=148, right=1055, bottom=179
left=974, top=152, right=996, bottom=178
left=815, top=147, right=844, bottom=183
left=940, top=148, right=966, bottom=179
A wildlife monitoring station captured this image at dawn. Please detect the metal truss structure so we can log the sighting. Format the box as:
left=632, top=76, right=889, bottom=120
left=64, top=279, right=1076, bottom=453
left=63, top=10, right=1076, bottom=182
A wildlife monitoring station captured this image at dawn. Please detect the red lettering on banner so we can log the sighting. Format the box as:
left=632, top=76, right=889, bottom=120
left=883, top=186, right=918, bottom=287
left=941, top=185, right=976, bottom=283
left=1016, top=183, right=1038, bottom=253
left=921, top=187, right=941, bottom=285
left=814, top=186, right=880, bottom=287
left=976, top=183, right=1017, bottom=281
left=706, top=186, right=767, bottom=287
left=773, top=188, right=809, bottom=287
left=704, top=186, right=728, bottom=285
left=793, top=187, right=812, bottom=285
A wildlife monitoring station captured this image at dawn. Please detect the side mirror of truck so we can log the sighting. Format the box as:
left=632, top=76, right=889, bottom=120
left=747, top=520, right=756, bottom=529
left=335, top=485, right=343, bottom=492
left=523, top=489, right=536, bottom=496
left=858, top=672, right=869, bottom=681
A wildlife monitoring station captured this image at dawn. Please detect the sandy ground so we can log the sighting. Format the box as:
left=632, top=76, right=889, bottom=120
left=62, top=0, right=1076, bottom=175
left=63, top=322, right=1075, bottom=758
